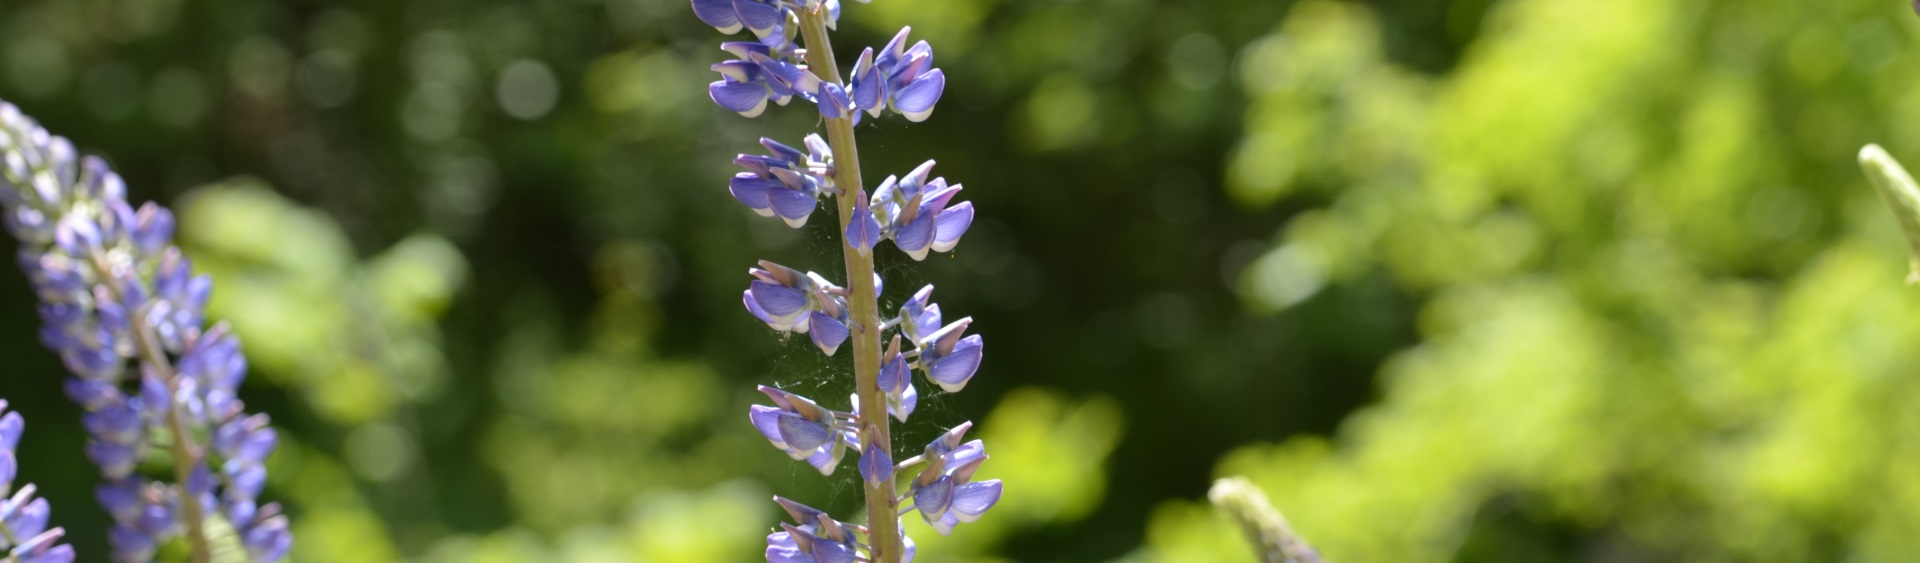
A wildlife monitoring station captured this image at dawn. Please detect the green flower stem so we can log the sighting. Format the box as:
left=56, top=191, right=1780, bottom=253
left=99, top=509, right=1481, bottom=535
left=1208, top=477, right=1324, bottom=563
left=1859, top=144, right=1920, bottom=284
left=796, top=7, right=903, bottom=563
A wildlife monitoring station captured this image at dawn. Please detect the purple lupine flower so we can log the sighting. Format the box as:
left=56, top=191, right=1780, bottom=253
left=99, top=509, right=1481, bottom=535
left=856, top=161, right=974, bottom=260
left=710, top=42, right=818, bottom=118
left=767, top=496, right=865, bottom=563
left=742, top=261, right=855, bottom=355
left=875, top=335, right=916, bottom=421
left=0, top=400, right=77, bottom=563
left=917, top=318, right=983, bottom=393
left=849, top=27, right=947, bottom=122
left=857, top=432, right=892, bottom=488
left=844, top=189, right=881, bottom=255
left=906, top=422, right=1001, bottom=535
left=0, top=101, right=291, bottom=562
left=731, top=136, right=833, bottom=227
left=750, top=386, right=856, bottom=475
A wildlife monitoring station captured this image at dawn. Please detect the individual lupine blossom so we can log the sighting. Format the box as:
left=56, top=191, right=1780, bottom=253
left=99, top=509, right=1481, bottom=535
left=904, top=422, right=1001, bottom=536
left=848, top=161, right=973, bottom=261
left=847, top=27, right=946, bottom=122
left=0, top=101, right=292, bottom=563
left=765, top=497, right=915, bottom=563
left=741, top=260, right=861, bottom=356
left=0, top=400, right=77, bottom=563
left=731, top=136, right=835, bottom=228
left=749, top=386, right=857, bottom=475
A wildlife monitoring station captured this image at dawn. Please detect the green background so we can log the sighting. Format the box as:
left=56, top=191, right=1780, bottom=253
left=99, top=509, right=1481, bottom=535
left=2, top=0, right=1919, bottom=561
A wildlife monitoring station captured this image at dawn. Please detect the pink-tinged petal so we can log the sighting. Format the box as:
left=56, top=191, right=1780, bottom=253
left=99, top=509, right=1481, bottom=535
left=920, top=179, right=960, bottom=211
left=709, top=80, right=770, bottom=117
left=721, top=41, right=772, bottom=60
left=931, top=201, right=973, bottom=252
left=892, top=69, right=945, bottom=122
left=878, top=27, right=913, bottom=67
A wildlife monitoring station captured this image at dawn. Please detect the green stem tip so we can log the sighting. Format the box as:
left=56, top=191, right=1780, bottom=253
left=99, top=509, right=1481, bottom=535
left=1859, top=143, right=1920, bottom=284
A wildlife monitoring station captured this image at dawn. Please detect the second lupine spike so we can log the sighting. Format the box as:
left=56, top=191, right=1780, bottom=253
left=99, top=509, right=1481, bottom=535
left=692, top=0, right=997, bottom=560
left=0, top=100, right=292, bottom=563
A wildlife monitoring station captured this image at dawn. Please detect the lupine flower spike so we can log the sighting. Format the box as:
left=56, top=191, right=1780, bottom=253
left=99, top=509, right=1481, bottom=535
left=691, top=0, right=996, bottom=561
left=0, top=100, right=292, bottom=563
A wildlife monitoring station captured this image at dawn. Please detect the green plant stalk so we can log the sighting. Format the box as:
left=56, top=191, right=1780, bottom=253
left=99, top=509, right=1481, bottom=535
left=1209, top=477, right=1324, bottom=563
left=1859, top=144, right=1920, bottom=284
left=795, top=7, right=902, bottom=563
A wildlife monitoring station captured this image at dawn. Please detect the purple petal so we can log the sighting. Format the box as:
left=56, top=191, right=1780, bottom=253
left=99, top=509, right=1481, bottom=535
left=729, top=173, right=778, bottom=216
left=805, top=436, right=847, bottom=475
left=844, top=189, right=880, bottom=255
left=893, top=212, right=934, bottom=260
left=749, top=405, right=788, bottom=447
left=0, top=411, right=21, bottom=452
left=808, top=311, right=849, bottom=356
left=850, top=48, right=885, bottom=117
left=766, top=185, right=817, bottom=228
left=919, top=179, right=960, bottom=211
left=743, top=290, right=780, bottom=326
left=243, top=516, right=292, bottom=562
left=817, top=83, right=850, bottom=120
left=928, top=334, right=983, bottom=392
left=731, top=0, right=784, bottom=33
left=776, top=413, right=832, bottom=452
left=760, top=136, right=807, bottom=163
left=877, top=27, right=913, bottom=69
left=6, top=497, right=48, bottom=539
left=691, top=0, right=744, bottom=33
left=709, top=80, right=770, bottom=117
left=878, top=351, right=908, bottom=396
left=891, top=69, right=945, bottom=122
left=931, top=201, right=973, bottom=253
left=858, top=443, right=893, bottom=487
left=893, top=382, right=918, bottom=423
left=913, top=477, right=953, bottom=519
left=749, top=281, right=808, bottom=317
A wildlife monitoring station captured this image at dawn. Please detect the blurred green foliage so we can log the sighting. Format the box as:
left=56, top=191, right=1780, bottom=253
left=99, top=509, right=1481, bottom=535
left=0, top=0, right=1918, bottom=561
left=1138, top=0, right=1920, bottom=561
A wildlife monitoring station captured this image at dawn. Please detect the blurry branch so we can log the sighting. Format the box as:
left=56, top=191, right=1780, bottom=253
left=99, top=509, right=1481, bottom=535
left=1209, top=477, right=1326, bottom=563
left=1859, top=144, right=1920, bottom=284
